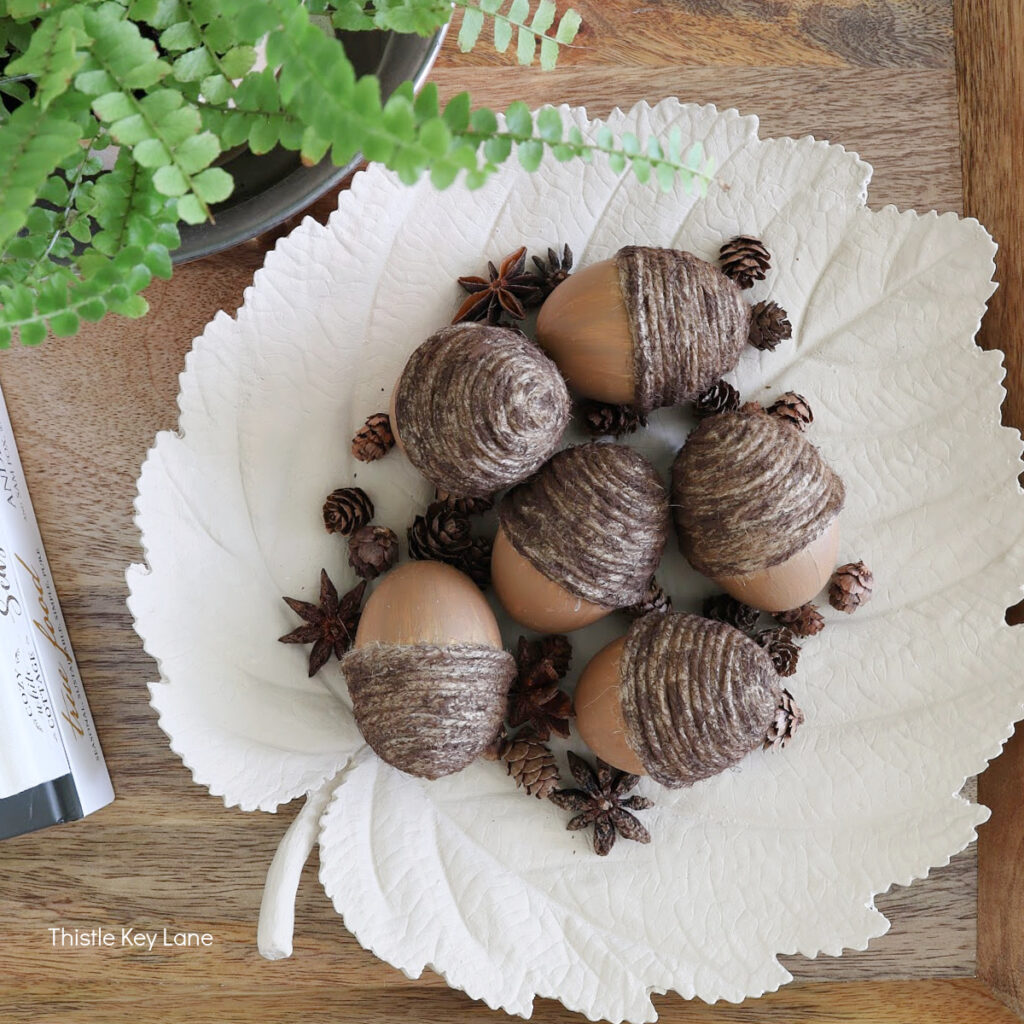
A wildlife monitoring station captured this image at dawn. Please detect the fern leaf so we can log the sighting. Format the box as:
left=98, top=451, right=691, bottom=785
left=0, top=102, right=81, bottom=251
left=5, top=7, right=86, bottom=110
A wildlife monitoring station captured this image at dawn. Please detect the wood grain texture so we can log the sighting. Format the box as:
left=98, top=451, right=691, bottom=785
left=956, top=1, right=1024, bottom=1014
left=1, top=0, right=1013, bottom=1019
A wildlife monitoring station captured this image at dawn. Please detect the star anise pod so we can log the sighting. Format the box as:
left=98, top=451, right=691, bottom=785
left=764, top=687, right=805, bottom=750
left=775, top=603, right=825, bottom=637
left=757, top=626, right=800, bottom=677
left=532, top=243, right=574, bottom=297
left=702, top=593, right=759, bottom=632
left=549, top=752, right=654, bottom=856
left=748, top=300, right=792, bottom=351
left=580, top=399, right=645, bottom=438
left=453, top=246, right=544, bottom=324
left=694, top=379, right=740, bottom=419
left=279, top=570, right=366, bottom=677
left=508, top=635, right=573, bottom=740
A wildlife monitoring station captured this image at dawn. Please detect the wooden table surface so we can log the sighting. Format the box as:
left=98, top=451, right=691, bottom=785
left=1, top=1, right=1022, bottom=1022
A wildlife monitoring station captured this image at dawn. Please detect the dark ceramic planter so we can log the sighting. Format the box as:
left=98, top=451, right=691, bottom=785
left=173, top=26, right=448, bottom=264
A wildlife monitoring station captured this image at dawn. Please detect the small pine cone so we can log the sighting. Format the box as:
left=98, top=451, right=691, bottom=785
left=323, top=486, right=374, bottom=535
left=458, top=535, right=493, bottom=588
left=626, top=578, right=673, bottom=619
left=435, top=488, right=494, bottom=517
left=408, top=501, right=472, bottom=561
left=702, top=593, right=759, bottom=632
left=739, top=400, right=765, bottom=415
left=768, top=392, right=813, bottom=430
left=829, top=561, right=874, bottom=613
left=348, top=525, right=399, bottom=580
left=502, top=730, right=560, bottom=798
left=775, top=603, right=825, bottom=637
left=764, top=688, right=805, bottom=750
left=537, top=634, right=573, bottom=677
left=580, top=399, right=644, bottom=438
left=719, top=235, right=771, bottom=289
left=748, top=300, right=792, bottom=351
left=757, top=627, right=800, bottom=677
left=351, top=413, right=394, bottom=462
left=693, top=380, right=740, bottom=419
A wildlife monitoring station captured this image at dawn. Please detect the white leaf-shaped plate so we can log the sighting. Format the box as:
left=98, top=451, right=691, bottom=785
left=127, top=100, right=1024, bottom=1021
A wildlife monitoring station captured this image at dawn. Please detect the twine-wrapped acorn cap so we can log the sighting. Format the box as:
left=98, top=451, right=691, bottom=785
left=393, top=322, right=570, bottom=497
left=671, top=405, right=845, bottom=579
left=616, top=246, right=751, bottom=413
left=619, top=612, right=780, bottom=788
left=499, top=442, right=670, bottom=609
left=341, top=642, right=513, bottom=779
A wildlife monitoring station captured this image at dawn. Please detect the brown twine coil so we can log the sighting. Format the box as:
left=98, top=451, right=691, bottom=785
left=620, top=612, right=780, bottom=788
left=499, top=443, right=669, bottom=609
left=394, top=323, right=571, bottom=498
left=615, top=246, right=751, bottom=414
left=671, top=406, right=845, bottom=578
left=341, top=642, right=514, bottom=779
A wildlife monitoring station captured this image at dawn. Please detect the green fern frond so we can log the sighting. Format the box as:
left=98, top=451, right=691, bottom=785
left=456, top=0, right=580, bottom=68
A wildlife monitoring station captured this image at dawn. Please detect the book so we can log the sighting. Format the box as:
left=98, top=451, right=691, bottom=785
left=0, top=379, right=113, bottom=840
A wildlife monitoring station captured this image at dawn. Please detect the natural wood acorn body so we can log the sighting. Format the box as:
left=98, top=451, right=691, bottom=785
left=494, top=443, right=670, bottom=632
left=391, top=322, right=570, bottom=497
left=535, top=246, right=751, bottom=413
left=575, top=613, right=781, bottom=787
left=341, top=561, right=513, bottom=779
left=672, top=406, right=845, bottom=611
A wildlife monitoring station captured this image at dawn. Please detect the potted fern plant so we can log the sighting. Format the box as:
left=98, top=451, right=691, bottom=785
left=0, top=0, right=711, bottom=346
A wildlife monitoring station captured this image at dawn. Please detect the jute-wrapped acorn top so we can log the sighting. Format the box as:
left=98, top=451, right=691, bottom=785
left=616, top=246, right=751, bottom=413
left=620, top=612, right=780, bottom=788
left=672, top=406, right=845, bottom=578
left=394, top=323, right=570, bottom=497
left=499, top=443, right=669, bottom=609
left=342, top=642, right=513, bottom=779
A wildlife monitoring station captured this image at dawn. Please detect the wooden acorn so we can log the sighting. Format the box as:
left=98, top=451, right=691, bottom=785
left=671, top=404, right=845, bottom=612
left=340, top=561, right=514, bottom=779
left=574, top=612, right=781, bottom=787
left=535, top=246, right=751, bottom=413
left=390, top=322, right=570, bottom=498
left=492, top=443, right=670, bottom=632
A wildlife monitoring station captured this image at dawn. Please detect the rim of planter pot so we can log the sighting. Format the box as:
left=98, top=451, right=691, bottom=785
left=173, top=25, right=449, bottom=264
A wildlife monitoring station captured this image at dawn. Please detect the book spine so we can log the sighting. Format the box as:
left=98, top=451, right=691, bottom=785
left=0, top=381, right=113, bottom=819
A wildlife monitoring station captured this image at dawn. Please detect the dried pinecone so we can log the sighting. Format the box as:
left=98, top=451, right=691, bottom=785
left=351, top=413, right=394, bottom=462
left=702, top=593, right=759, bottom=632
left=719, top=235, right=771, bottom=289
left=580, top=399, right=645, bottom=438
left=775, top=603, right=825, bottom=637
left=323, top=486, right=374, bottom=535
left=408, top=501, right=472, bottom=561
left=508, top=635, right=573, bottom=740
left=693, top=379, right=740, bottom=419
left=764, top=688, right=805, bottom=750
left=501, top=729, right=560, bottom=798
left=348, top=525, right=399, bottom=580
left=532, top=243, right=574, bottom=297
left=768, top=391, right=813, bottom=430
left=748, top=300, right=792, bottom=351
left=549, top=752, right=654, bottom=856
left=829, top=561, right=874, bottom=613
left=435, top=488, right=494, bottom=517
left=279, top=571, right=365, bottom=677
left=757, top=626, right=800, bottom=677
left=454, top=246, right=544, bottom=324
left=625, top=578, right=672, bottom=619
left=458, top=535, right=493, bottom=588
